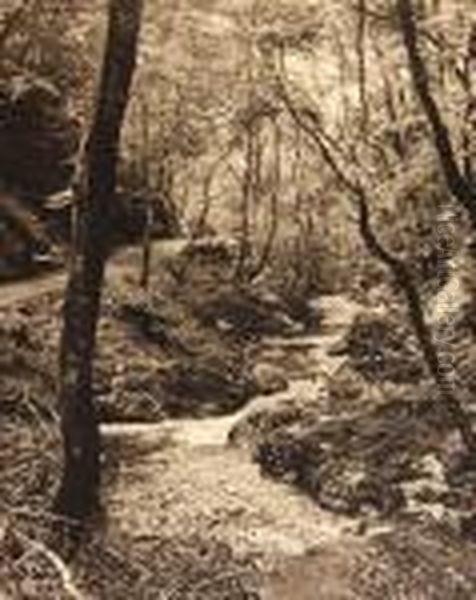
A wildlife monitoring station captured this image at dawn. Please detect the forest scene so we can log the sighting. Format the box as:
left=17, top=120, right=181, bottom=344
left=0, top=0, right=476, bottom=597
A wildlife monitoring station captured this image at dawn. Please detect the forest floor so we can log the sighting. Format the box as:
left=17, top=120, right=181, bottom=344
left=1, top=241, right=476, bottom=598
left=101, top=296, right=360, bottom=596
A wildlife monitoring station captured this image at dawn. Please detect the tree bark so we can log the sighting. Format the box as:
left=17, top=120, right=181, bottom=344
left=54, top=0, right=143, bottom=523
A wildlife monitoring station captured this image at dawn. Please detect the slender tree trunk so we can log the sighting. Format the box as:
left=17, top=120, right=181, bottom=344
left=280, top=85, right=476, bottom=453
left=396, top=0, right=476, bottom=224
left=249, top=116, right=281, bottom=281
left=54, top=0, right=143, bottom=523
left=356, top=189, right=476, bottom=453
left=356, top=0, right=369, bottom=135
left=139, top=96, right=152, bottom=290
left=462, top=23, right=476, bottom=186
left=234, top=120, right=255, bottom=283
left=140, top=201, right=153, bottom=289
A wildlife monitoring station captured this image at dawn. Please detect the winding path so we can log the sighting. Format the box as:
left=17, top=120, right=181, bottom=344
left=101, top=295, right=365, bottom=597
left=0, top=239, right=189, bottom=309
left=0, top=245, right=368, bottom=598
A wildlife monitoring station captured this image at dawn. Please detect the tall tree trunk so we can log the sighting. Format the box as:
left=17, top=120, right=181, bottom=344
left=280, top=85, right=476, bottom=453
left=396, top=0, right=476, bottom=225
left=234, top=120, right=255, bottom=283
left=356, top=0, right=369, bottom=135
left=138, top=94, right=153, bottom=290
left=356, top=189, right=476, bottom=453
left=249, top=116, right=281, bottom=281
left=54, top=0, right=143, bottom=523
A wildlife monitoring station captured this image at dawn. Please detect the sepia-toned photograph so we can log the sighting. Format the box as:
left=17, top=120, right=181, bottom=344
left=0, top=0, right=475, bottom=597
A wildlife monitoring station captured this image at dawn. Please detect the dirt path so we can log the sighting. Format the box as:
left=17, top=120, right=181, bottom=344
left=0, top=270, right=67, bottom=308
left=106, top=440, right=355, bottom=568
left=102, top=294, right=366, bottom=594
left=0, top=239, right=188, bottom=309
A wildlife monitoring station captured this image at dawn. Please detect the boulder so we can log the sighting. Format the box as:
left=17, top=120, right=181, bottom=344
left=340, top=312, right=424, bottom=383
left=252, top=362, right=288, bottom=396
left=0, top=76, right=80, bottom=196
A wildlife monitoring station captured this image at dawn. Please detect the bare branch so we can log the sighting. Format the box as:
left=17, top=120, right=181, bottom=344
left=280, top=81, right=476, bottom=452
left=396, top=0, right=476, bottom=225
left=356, top=187, right=476, bottom=452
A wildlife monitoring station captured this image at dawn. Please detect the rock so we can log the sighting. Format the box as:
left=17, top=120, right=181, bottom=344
left=228, top=399, right=316, bottom=449
left=341, top=312, right=424, bottom=383
left=191, top=286, right=306, bottom=338
left=0, top=76, right=79, bottom=196
left=179, top=236, right=239, bottom=265
left=256, top=427, right=324, bottom=486
left=161, top=359, right=252, bottom=416
left=252, top=362, right=288, bottom=396
left=247, top=394, right=450, bottom=517
left=256, top=425, right=405, bottom=517
left=115, top=299, right=182, bottom=352
left=108, top=189, right=182, bottom=246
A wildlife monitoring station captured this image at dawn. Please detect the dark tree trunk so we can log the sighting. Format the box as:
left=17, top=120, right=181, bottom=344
left=139, top=95, right=153, bottom=290
left=140, top=203, right=153, bottom=290
left=280, top=84, right=476, bottom=453
left=54, top=0, right=143, bottom=523
left=356, top=189, right=476, bottom=453
left=396, top=0, right=476, bottom=225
